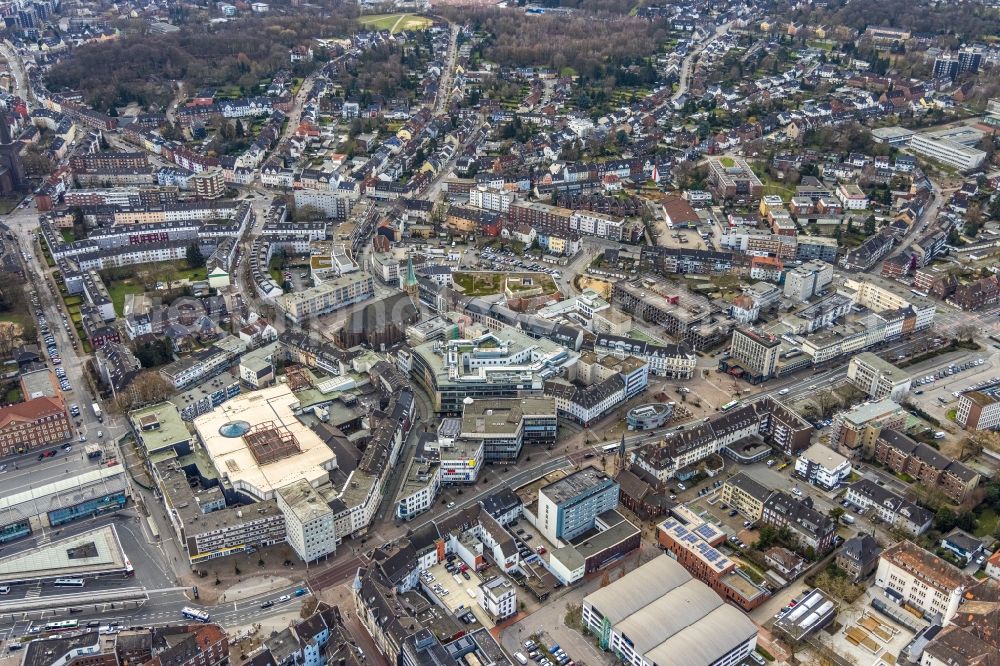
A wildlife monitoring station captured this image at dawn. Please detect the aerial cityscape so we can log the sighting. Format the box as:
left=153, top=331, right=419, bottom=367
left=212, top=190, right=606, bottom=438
left=0, top=0, right=998, bottom=664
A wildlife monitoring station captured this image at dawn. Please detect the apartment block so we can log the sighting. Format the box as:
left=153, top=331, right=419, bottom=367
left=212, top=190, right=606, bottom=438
left=794, top=443, right=851, bottom=490
left=277, top=273, right=375, bottom=324
left=830, top=398, right=906, bottom=459
left=957, top=380, right=1000, bottom=432
left=720, top=472, right=773, bottom=521
left=536, top=468, right=618, bottom=544
left=847, top=352, right=912, bottom=401
left=727, top=326, right=781, bottom=384
left=277, top=480, right=340, bottom=563
left=783, top=260, right=833, bottom=302
left=873, top=429, right=980, bottom=503
left=844, top=479, right=932, bottom=535
left=761, top=492, right=835, bottom=554
left=477, top=576, right=516, bottom=622
left=707, top=157, right=763, bottom=203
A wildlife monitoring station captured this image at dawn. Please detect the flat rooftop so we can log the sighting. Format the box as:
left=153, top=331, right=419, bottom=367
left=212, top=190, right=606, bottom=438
left=194, top=384, right=337, bottom=500
left=129, top=402, right=191, bottom=455
left=540, top=467, right=613, bottom=506
left=0, top=525, right=129, bottom=583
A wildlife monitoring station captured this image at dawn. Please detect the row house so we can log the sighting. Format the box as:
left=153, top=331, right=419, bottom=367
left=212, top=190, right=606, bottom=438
left=874, top=429, right=980, bottom=503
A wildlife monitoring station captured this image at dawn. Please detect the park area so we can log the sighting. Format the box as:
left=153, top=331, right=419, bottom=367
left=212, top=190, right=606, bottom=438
left=357, top=13, right=433, bottom=33
left=453, top=271, right=559, bottom=298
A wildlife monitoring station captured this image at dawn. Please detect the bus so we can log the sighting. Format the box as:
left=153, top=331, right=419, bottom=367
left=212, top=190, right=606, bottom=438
left=53, top=579, right=85, bottom=588
left=601, top=443, right=621, bottom=453
left=910, top=289, right=929, bottom=298
left=181, top=607, right=210, bottom=622
left=44, top=620, right=79, bottom=632
left=720, top=400, right=740, bottom=411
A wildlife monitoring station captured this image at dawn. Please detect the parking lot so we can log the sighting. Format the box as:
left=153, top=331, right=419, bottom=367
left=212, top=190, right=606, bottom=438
left=910, top=347, right=1000, bottom=433
left=420, top=560, right=494, bottom=628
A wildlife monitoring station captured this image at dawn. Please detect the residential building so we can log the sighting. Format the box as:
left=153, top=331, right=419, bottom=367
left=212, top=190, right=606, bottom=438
left=764, top=547, right=807, bottom=580
left=726, top=326, right=781, bottom=384
left=844, top=479, right=932, bottom=535
left=830, top=398, right=906, bottom=459
left=873, top=429, right=980, bottom=503
left=189, top=167, right=226, bottom=199
left=940, top=529, right=984, bottom=565
left=656, top=520, right=771, bottom=611
left=847, top=352, right=912, bottom=401
left=707, top=157, right=764, bottom=203
left=536, top=468, right=618, bottom=544
left=0, top=396, right=72, bottom=456
left=837, top=534, right=882, bottom=582
left=875, top=540, right=972, bottom=624
left=957, top=380, right=1000, bottom=431
left=395, top=437, right=441, bottom=521
left=277, top=273, right=375, bottom=324
left=761, top=492, right=835, bottom=554
left=795, top=443, right=851, bottom=490
left=239, top=343, right=277, bottom=388
left=277, top=480, right=340, bottom=563
left=581, top=555, right=759, bottom=666
left=469, top=185, right=515, bottom=213
left=478, top=576, right=516, bottom=622
left=630, top=397, right=814, bottom=481
left=720, top=472, right=773, bottom=521
left=783, top=260, right=833, bottom=302
left=836, top=182, right=868, bottom=210
left=545, top=354, right=649, bottom=426
left=594, top=334, right=696, bottom=379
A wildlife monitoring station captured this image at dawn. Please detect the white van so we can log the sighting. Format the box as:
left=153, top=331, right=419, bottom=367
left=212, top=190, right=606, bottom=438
left=514, top=653, right=529, bottom=665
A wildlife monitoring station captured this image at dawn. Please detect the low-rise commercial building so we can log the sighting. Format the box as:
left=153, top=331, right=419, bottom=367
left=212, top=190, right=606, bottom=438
left=581, top=555, right=758, bottom=666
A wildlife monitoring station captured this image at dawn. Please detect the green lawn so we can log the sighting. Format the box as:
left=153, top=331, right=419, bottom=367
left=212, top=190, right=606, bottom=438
left=358, top=13, right=432, bottom=33
left=173, top=267, right=208, bottom=282
left=107, top=281, right=145, bottom=317
left=0, top=312, right=26, bottom=330
left=454, top=271, right=505, bottom=296
left=975, top=508, right=998, bottom=538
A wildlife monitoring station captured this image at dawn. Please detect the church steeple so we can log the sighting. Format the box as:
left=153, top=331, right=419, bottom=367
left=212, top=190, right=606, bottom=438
left=403, top=255, right=418, bottom=299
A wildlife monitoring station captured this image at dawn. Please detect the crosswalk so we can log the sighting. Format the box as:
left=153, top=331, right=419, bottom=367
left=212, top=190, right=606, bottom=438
left=24, top=588, right=40, bottom=599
